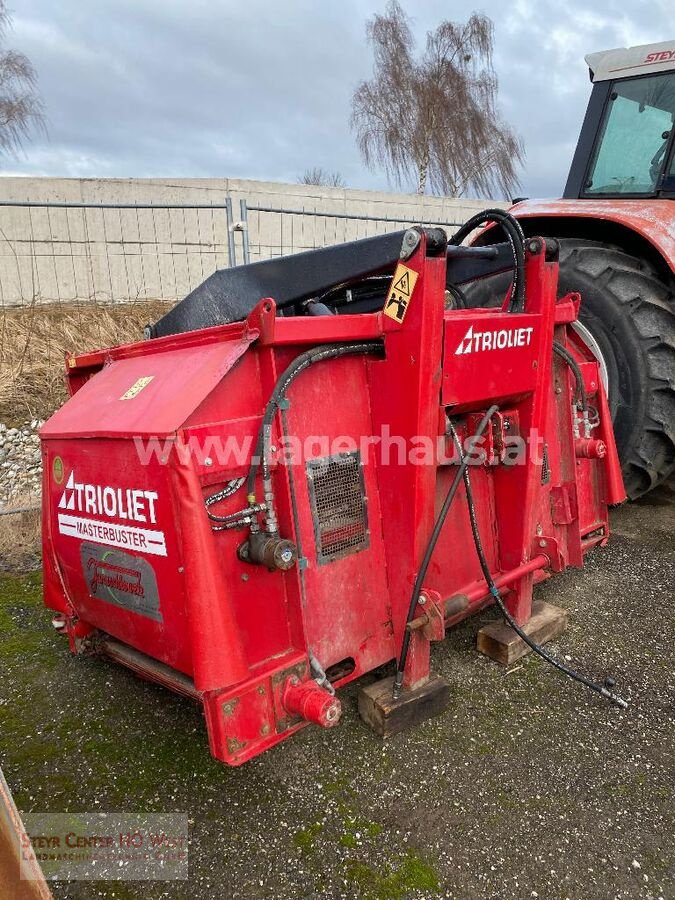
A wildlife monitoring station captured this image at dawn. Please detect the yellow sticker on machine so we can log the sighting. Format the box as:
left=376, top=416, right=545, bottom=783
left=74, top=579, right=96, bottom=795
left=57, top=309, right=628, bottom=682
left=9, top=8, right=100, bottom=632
left=120, top=376, right=154, bottom=401
left=383, top=264, right=419, bottom=323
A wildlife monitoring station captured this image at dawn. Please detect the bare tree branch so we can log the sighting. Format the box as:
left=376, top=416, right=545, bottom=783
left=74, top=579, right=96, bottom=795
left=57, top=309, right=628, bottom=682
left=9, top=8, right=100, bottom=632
left=0, top=1, right=45, bottom=158
left=350, top=1, right=524, bottom=199
left=298, top=167, right=347, bottom=188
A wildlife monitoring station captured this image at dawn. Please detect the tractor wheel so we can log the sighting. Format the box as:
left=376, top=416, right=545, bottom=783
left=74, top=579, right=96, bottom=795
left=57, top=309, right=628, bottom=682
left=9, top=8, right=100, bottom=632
left=463, top=238, right=675, bottom=499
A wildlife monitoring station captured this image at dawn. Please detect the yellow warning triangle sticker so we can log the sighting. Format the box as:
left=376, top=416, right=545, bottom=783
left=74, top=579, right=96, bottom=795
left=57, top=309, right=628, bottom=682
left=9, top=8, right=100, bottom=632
left=383, top=264, right=419, bottom=324
left=393, top=270, right=411, bottom=296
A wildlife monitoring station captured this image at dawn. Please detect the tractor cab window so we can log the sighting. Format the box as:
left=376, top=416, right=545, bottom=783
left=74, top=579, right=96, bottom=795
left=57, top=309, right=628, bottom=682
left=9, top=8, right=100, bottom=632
left=585, top=73, right=675, bottom=196
left=666, top=135, right=675, bottom=191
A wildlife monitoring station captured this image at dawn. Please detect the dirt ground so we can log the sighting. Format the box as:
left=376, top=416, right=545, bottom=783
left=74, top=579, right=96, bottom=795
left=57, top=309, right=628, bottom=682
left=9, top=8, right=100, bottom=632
left=0, top=301, right=172, bottom=425
left=0, top=486, right=673, bottom=900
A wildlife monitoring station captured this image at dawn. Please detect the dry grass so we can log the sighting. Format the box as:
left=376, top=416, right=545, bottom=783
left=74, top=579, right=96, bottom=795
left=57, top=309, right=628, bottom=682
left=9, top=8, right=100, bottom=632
left=0, top=503, right=41, bottom=571
left=0, top=300, right=174, bottom=423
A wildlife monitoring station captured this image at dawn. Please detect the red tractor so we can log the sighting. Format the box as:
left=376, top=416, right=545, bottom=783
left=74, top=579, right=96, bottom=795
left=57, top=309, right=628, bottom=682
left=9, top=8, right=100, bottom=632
left=467, top=40, right=675, bottom=498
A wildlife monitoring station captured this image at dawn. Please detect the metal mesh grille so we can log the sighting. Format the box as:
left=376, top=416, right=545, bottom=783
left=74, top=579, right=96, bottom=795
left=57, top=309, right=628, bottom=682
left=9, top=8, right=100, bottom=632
left=541, top=443, right=551, bottom=484
left=307, top=452, right=369, bottom=564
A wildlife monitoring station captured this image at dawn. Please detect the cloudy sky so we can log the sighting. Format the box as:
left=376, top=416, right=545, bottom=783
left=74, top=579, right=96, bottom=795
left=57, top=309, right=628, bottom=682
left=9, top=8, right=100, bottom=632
left=3, top=0, right=673, bottom=198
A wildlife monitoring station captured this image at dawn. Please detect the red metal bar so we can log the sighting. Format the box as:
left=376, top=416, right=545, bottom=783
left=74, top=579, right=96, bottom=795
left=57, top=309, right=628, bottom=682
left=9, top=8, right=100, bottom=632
left=448, top=553, right=550, bottom=605
left=596, top=379, right=627, bottom=506
left=409, top=554, right=550, bottom=632
left=273, top=313, right=383, bottom=345
left=99, top=638, right=201, bottom=701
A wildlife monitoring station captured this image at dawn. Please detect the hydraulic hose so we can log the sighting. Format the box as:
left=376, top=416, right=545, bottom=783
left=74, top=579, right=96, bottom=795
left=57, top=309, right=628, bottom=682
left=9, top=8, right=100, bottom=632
left=205, top=477, right=246, bottom=524
left=246, top=341, right=384, bottom=502
left=447, top=421, right=627, bottom=709
left=393, top=405, right=499, bottom=699
left=210, top=503, right=267, bottom=532
left=205, top=477, right=245, bottom=506
left=553, top=341, right=588, bottom=410
left=449, top=209, right=526, bottom=313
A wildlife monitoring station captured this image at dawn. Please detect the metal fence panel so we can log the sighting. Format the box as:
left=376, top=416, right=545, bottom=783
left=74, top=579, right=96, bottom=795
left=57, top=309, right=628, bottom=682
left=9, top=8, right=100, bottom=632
left=0, top=198, right=467, bottom=308
left=239, top=201, right=462, bottom=263
left=0, top=200, right=237, bottom=308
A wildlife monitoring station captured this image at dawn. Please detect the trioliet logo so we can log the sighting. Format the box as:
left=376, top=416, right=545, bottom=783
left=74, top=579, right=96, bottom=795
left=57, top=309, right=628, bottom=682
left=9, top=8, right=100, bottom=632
left=56, top=471, right=166, bottom=557
left=454, top=324, right=534, bottom=356
left=58, top=471, right=158, bottom=523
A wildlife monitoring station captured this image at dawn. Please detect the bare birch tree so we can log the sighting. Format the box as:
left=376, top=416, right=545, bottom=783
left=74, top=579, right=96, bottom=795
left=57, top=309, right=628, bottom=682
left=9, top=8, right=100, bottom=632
left=351, top=2, right=523, bottom=198
left=0, top=1, right=44, bottom=157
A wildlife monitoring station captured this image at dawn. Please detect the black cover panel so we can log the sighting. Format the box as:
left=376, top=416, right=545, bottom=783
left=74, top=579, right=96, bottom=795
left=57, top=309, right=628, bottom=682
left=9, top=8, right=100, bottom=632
left=150, top=230, right=408, bottom=338
left=149, top=228, right=516, bottom=339
left=446, top=242, right=515, bottom=285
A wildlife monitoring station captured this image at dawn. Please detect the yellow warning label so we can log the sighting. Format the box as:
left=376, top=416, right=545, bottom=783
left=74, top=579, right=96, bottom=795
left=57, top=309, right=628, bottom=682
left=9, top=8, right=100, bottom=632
left=120, top=376, right=154, bottom=400
left=383, top=264, right=419, bottom=323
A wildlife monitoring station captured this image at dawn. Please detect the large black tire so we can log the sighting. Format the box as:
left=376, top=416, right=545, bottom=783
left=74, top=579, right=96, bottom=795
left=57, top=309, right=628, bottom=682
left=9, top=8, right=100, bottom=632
left=463, top=238, right=675, bottom=499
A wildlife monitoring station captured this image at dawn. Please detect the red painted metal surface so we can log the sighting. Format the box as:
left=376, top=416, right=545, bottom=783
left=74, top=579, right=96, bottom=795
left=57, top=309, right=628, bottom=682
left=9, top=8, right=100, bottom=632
left=509, top=198, right=675, bottom=272
left=282, top=678, right=342, bottom=728
left=40, top=232, right=625, bottom=765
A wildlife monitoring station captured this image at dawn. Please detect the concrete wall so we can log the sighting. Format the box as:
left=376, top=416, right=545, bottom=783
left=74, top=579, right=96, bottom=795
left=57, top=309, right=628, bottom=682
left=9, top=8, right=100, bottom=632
left=0, top=177, right=500, bottom=306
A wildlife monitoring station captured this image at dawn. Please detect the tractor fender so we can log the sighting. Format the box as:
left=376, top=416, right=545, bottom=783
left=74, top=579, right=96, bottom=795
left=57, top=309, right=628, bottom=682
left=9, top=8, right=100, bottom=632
left=485, top=198, right=675, bottom=283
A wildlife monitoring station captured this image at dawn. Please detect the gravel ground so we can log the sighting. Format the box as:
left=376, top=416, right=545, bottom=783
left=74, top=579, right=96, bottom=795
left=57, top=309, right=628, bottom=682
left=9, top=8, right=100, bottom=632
left=0, top=420, right=43, bottom=508
left=0, top=486, right=673, bottom=899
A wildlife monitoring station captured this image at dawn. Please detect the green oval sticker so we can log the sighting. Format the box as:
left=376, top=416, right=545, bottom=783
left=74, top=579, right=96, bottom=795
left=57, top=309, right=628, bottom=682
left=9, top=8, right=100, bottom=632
left=52, top=456, right=64, bottom=485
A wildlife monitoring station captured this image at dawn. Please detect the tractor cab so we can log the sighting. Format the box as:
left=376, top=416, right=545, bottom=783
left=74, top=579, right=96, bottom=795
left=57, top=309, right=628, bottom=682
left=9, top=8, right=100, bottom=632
left=467, top=41, right=675, bottom=500
left=565, top=41, right=675, bottom=198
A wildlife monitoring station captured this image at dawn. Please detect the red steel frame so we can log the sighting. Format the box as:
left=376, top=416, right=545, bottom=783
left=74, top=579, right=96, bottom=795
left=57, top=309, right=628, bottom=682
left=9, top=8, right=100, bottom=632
left=40, top=233, right=625, bottom=765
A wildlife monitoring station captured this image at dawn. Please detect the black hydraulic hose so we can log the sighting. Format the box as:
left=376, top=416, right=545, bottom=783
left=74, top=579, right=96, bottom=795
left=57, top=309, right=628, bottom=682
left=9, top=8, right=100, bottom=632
left=205, top=477, right=247, bottom=524
left=449, top=209, right=526, bottom=313
left=205, top=477, right=245, bottom=510
left=445, top=282, right=468, bottom=310
left=480, top=212, right=525, bottom=312
left=208, top=502, right=265, bottom=524
left=246, top=341, right=384, bottom=501
left=393, top=405, right=499, bottom=699
left=447, top=421, right=628, bottom=709
left=553, top=341, right=588, bottom=410
left=210, top=503, right=267, bottom=530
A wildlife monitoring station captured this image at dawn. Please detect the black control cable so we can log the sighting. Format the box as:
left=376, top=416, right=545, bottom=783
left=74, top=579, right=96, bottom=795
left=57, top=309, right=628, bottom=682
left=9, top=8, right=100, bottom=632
left=553, top=341, right=588, bottom=410
left=205, top=477, right=245, bottom=519
left=246, top=341, right=384, bottom=503
left=447, top=420, right=628, bottom=709
left=393, top=405, right=499, bottom=699
left=449, top=209, right=526, bottom=313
